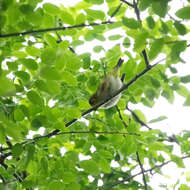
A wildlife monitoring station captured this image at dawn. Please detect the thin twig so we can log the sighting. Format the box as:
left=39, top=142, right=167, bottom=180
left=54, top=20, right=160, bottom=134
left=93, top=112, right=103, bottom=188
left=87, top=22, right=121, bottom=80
left=111, top=3, right=122, bottom=17
left=116, top=106, right=128, bottom=128
left=0, top=21, right=114, bottom=38
left=136, top=152, right=148, bottom=190
left=132, top=0, right=150, bottom=68
left=0, top=60, right=160, bottom=152
left=120, top=0, right=134, bottom=7
left=111, top=155, right=189, bottom=188
left=126, top=106, right=151, bottom=130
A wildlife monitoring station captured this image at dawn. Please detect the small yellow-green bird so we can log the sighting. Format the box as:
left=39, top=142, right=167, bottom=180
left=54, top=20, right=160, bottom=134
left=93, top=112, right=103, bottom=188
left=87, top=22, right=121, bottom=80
left=89, top=58, right=124, bottom=109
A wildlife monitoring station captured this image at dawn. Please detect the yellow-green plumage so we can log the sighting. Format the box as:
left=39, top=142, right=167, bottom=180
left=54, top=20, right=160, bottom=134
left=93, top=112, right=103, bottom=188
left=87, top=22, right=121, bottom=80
left=89, top=58, right=124, bottom=109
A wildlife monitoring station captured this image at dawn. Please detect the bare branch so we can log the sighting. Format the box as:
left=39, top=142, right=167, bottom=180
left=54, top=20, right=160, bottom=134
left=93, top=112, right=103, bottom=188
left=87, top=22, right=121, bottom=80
left=121, top=0, right=134, bottom=7
left=136, top=152, right=148, bottom=190
left=131, top=0, right=150, bottom=68
left=126, top=106, right=151, bottom=130
left=0, top=21, right=114, bottom=38
left=116, top=106, right=128, bottom=128
left=111, top=155, right=189, bottom=188
left=0, top=60, right=160, bottom=152
left=111, top=3, right=122, bottom=17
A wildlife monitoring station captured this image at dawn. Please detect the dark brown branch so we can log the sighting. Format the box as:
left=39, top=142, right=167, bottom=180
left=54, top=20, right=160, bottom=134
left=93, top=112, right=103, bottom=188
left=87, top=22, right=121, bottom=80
left=132, top=0, right=150, bottom=68
left=121, top=0, right=134, bottom=7
left=116, top=106, right=128, bottom=128
left=136, top=152, right=148, bottom=190
left=29, top=61, right=158, bottom=141
left=30, top=131, right=140, bottom=143
left=111, top=155, right=189, bottom=188
left=0, top=60, right=161, bottom=152
left=111, top=3, right=122, bottom=17
left=0, top=21, right=114, bottom=38
left=133, top=0, right=141, bottom=21
left=142, top=50, right=150, bottom=68
left=126, top=106, right=151, bottom=130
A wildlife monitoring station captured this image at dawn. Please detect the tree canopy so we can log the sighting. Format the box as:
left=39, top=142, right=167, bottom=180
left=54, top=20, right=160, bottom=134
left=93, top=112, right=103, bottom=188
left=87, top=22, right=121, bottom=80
left=0, top=0, right=190, bottom=189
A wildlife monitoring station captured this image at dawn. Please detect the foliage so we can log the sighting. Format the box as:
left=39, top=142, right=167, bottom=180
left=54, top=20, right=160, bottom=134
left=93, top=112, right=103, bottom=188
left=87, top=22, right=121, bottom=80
left=0, top=0, right=190, bottom=189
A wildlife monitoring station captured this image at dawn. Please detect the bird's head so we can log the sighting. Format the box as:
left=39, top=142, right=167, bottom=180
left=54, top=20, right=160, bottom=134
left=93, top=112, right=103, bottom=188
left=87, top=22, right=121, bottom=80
left=89, top=93, right=99, bottom=107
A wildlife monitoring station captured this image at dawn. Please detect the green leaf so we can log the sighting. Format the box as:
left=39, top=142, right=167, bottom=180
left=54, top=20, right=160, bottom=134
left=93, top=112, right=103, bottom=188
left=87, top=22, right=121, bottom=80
left=176, top=85, right=190, bottom=97
left=139, top=0, right=153, bottom=11
left=134, top=30, right=149, bottom=52
left=106, top=45, right=121, bottom=66
left=151, top=78, right=161, bottom=88
left=41, top=47, right=56, bottom=65
left=80, top=159, right=99, bottom=175
left=65, top=107, right=81, bottom=118
left=171, top=41, right=186, bottom=62
left=171, top=155, right=185, bottom=168
left=21, top=58, right=38, bottom=71
left=67, top=182, right=80, bottom=190
left=27, top=90, right=44, bottom=107
left=19, top=4, right=33, bottom=14
left=44, top=34, right=57, bottom=48
left=122, top=17, right=141, bottom=29
left=181, top=75, right=190, bottom=83
left=174, top=21, right=187, bottom=35
left=41, top=67, right=62, bottom=80
left=46, top=80, right=61, bottom=95
left=176, top=7, right=190, bottom=19
left=49, top=181, right=64, bottom=190
left=133, top=109, right=147, bottom=123
left=161, top=89, right=174, bottom=104
left=0, top=125, right=6, bottom=144
left=123, top=37, right=130, bottom=48
left=14, top=71, right=30, bottom=82
left=179, top=184, right=190, bottom=190
left=149, top=38, right=164, bottom=60
left=99, top=159, right=111, bottom=173
left=93, top=45, right=104, bottom=53
left=160, top=21, right=169, bottom=34
left=35, top=80, right=49, bottom=93
left=108, top=35, right=122, bottom=40
left=41, top=157, right=48, bottom=174
left=26, top=46, right=41, bottom=57
left=62, top=172, right=76, bottom=183
left=12, top=143, right=23, bottom=158
left=184, top=95, right=190, bottom=106
left=88, top=0, right=104, bottom=4
left=43, top=3, right=60, bottom=15
left=14, top=108, right=25, bottom=121
left=61, top=11, right=75, bottom=25
left=62, top=71, right=78, bottom=86
left=149, top=116, right=167, bottom=123
left=85, top=9, right=105, bottom=20
left=146, top=16, right=155, bottom=29
left=152, top=1, right=168, bottom=17
left=120, top=136, right=137, bottom=156
left=76, top=13, right=86, bottom=24
left=0, top=75, right=16, bottom=96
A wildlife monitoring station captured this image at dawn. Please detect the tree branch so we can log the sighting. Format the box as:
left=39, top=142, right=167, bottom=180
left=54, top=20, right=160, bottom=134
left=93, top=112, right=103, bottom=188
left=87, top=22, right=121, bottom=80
left=0, top=21, right=114, bottom=38
left=28, top=131, right=140, bottom=144
left=116, top=106, right=128, bottom=128
left=133, top=0, right=150, bottom=68
left=126, top=106, right=151, bottom=130
left=111, top=3, right=122, bottom=17
left=121, top=0, right=134, bottom=7
left=111, top=155, right=189, bottom=188
left=0, top=59, right=163, bottom=152
left=136, top=152, right=148, bottom=190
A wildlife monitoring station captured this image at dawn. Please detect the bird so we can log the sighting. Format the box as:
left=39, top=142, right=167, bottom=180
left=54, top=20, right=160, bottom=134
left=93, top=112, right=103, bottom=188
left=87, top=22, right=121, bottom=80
left=89, top=58, right=124, bottom=109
